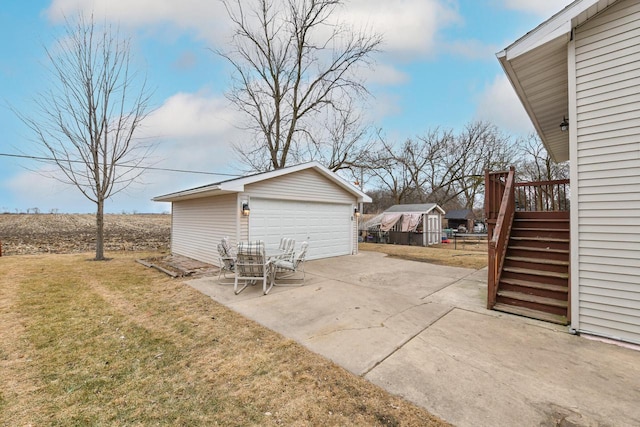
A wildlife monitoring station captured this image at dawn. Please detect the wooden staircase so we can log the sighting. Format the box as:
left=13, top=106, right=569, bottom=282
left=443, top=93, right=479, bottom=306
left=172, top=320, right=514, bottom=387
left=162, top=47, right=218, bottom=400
left=494, top=211, right=569, bottom=324
left=485, top=168, right=570, bottom=325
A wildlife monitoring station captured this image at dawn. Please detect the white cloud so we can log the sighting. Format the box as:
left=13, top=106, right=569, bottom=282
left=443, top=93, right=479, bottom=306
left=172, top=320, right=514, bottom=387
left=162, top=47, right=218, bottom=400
left=47, top=0, right=460, bottom=58
left=46, top=0, right=231, bottom=43
left=446, top=39, right=500, bottom=61
left=339, top=0, right=460, bottom=57
left=5, top=169, right=93, bottom=213
left=474, top=74, right=534, bottom=135
left=142, top=92, right=237, bottom=141
left=139, top=91, right=246, bottom=192
left=361, top=63, right=409, bottom=85
left=500, top=0, right=576, bottom=17
left=365, top=92, right=403, bottom=123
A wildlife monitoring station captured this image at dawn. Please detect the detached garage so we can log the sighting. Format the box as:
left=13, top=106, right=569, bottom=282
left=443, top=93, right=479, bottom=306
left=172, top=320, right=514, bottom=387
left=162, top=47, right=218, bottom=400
left=153, top=162, right=371, bottom=265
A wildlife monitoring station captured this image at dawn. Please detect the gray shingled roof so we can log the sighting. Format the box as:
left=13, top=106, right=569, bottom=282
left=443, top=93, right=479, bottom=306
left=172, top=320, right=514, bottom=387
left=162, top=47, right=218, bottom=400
left=384, top=203, right=439, bottom=213
left=444, top=209, right=474, bottom=220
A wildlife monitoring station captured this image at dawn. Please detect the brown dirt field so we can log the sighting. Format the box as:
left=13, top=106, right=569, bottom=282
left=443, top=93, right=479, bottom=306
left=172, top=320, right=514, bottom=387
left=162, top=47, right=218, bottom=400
left=0, top=213, right=170, bottom=256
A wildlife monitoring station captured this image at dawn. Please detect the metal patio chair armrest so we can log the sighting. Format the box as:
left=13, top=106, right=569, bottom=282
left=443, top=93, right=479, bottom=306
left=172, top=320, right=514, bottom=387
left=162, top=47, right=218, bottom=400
left=273, top=241, right=308, bottom=284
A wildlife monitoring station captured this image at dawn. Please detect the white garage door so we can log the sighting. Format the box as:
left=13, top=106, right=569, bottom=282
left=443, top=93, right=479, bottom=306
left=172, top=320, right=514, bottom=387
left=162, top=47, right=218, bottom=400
left=249, top=198, right=352, bottom=260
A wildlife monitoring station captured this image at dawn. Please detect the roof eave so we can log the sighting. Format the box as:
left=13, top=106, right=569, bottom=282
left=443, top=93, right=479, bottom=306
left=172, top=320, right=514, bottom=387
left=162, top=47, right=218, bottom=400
left=497, top=52, right=555, bottom=145
left=152, top=186, right=227, bottom=202
left=152, top=161, right=372, bottom=203
left=498, top=0, right=616, bottom=164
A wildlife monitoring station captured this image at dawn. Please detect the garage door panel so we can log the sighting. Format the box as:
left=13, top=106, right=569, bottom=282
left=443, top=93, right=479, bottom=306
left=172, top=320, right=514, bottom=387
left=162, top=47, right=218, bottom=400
left=249, top=198, right=352, bottom=260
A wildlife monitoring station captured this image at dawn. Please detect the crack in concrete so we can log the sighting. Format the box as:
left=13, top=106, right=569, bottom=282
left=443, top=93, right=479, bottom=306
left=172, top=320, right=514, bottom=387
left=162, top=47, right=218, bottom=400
left=420, top=268, right=483, bottom=301
left=380, top=301, right=432, bottom=325
left=309, top=301, right=437, bottom=341
left=308, top=323, right=386, bottom=340
left=361, top=306, right=455, bottom=376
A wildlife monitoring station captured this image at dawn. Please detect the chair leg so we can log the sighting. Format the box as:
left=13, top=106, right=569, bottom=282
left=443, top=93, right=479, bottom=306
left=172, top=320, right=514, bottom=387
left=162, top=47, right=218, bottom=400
left=234, top=275, right=249, bottom=295
left=264, top=266, right=275, bottom=295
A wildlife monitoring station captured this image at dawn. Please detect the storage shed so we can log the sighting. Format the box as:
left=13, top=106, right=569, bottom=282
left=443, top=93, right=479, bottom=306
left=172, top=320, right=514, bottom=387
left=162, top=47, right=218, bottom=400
left=153, top=162, right=371, bottom=265
left=498, top=0, right=640, bottom=344
left=380, top=204, right=445, bottom=246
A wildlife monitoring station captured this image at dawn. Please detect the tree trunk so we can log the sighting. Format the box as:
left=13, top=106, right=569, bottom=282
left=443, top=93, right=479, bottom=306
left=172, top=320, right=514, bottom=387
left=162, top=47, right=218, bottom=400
left=95, top=199, right=105, bottom=260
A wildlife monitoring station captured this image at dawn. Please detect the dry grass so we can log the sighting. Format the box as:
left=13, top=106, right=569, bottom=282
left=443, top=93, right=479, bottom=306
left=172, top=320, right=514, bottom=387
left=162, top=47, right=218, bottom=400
left=360, top=243, right=488, bottom=270
left=0, top=252, right=449, bottom=426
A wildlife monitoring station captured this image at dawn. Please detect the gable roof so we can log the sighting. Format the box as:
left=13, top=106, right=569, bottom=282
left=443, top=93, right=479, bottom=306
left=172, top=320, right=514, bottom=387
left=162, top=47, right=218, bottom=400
left=153, top=161, right=372, bottom=203
left=383, top=203, right=445, bottom=215
left=444, top=209, right=474, bottom=220
left=497, top=0, right=618, bottom=162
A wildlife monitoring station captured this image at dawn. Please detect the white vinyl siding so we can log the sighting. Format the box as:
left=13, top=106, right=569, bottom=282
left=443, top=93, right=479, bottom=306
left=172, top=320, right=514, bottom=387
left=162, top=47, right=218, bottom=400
left=574, top=0, right=640, bottom=344
left=244, top=168, right=355, bottom=204
left=171, top=194, right=237, bottom=266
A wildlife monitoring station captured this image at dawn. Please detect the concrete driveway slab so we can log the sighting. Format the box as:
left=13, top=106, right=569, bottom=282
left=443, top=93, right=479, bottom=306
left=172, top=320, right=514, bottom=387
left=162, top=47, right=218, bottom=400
left=190, top=270, right=454, bottom=375
left=365, top=308, right=640, bottom=427
left=186, top=251, right=640, bottom=427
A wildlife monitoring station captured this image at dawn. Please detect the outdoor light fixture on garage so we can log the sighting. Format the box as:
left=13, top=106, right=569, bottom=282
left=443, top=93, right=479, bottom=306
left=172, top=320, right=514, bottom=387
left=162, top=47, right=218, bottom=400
left=560, top=116, right=569, bottom=132
left=241, top=201, right=250, bottom=216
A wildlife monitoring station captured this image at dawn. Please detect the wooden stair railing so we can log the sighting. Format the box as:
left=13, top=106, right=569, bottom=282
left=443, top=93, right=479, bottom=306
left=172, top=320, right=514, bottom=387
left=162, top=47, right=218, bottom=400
left=485, top=169, right=571, bottom=324
left=515, top=179, right=570, bottom=211
left=485, top=167, right=516, bottom=310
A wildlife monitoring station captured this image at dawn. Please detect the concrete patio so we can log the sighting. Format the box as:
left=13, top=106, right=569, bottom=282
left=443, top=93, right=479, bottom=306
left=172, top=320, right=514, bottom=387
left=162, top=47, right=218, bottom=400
left=187, top=251, right=640, bottom=427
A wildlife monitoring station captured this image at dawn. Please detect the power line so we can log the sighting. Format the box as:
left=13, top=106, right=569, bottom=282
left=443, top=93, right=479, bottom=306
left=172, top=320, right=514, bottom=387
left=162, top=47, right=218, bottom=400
left=0, top=152, right=241, bottom=177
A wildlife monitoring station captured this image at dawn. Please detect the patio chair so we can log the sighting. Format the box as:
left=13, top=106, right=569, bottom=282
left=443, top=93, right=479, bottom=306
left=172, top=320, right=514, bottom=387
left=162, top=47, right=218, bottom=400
left=273, top=241, right=308, bottom=284
left=277, top=237, right=296, bottom=262
left=234, top=240, right=274, bottom=295
left=217, top=242, right=235, bottom=281
left=221, top=236, right=236, bottom=258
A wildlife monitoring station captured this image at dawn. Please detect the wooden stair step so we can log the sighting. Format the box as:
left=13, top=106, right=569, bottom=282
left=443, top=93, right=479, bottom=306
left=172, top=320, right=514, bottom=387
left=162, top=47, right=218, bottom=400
left=514, top=212, right=569, bottom=219
left=505, top=256, right=569, bottom=266
left=508, top=246, right=569, bottom=254
left=499, top=278, right=568, bottom=293
left=514, top=218, right=569, bottom=222
left=497, top=290, right=568, bottom=308
left=510, top=236, right=570, bottom=243
left=503, top=266, right=569, bottom=279
left=512, top=227, right=569, bottom=232
left=493, top=303, right=568, bottom=325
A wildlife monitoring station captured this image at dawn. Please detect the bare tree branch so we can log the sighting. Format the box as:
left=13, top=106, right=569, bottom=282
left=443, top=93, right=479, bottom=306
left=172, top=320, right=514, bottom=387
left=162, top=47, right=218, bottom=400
left=218, top=0, right=381, bottom=172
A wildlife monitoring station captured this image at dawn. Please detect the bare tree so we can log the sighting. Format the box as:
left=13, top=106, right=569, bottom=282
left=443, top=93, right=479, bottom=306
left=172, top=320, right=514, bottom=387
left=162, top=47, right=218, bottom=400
left=364, top=122, right=517, bottom=211
left=444, top=122, right=515, bottom=209
left=17, top=15, right=153, bottom=260
left=518, top=133, right=569, bottom=182
left=219, top=0, right=381, bottom=172
left=302, top=104, right=375, bottom=172
left=365, top=132, right=418, bottom=205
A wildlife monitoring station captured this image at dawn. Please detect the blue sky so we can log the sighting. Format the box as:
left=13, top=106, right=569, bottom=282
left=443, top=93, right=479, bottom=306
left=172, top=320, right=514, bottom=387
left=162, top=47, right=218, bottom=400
left=0, top=0, right=573, bottom=213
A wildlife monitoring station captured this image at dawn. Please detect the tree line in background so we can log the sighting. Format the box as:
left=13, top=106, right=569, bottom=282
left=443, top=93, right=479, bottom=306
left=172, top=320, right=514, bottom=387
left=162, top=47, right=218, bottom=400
left=354, top=125, right=569, bottom=214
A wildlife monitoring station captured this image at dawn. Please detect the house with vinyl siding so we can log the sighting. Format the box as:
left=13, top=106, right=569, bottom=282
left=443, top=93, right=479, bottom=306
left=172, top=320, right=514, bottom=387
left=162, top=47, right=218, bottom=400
left=498, top=0, right=640, bottom=344
left=153, top=162, right=371, bottom=266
